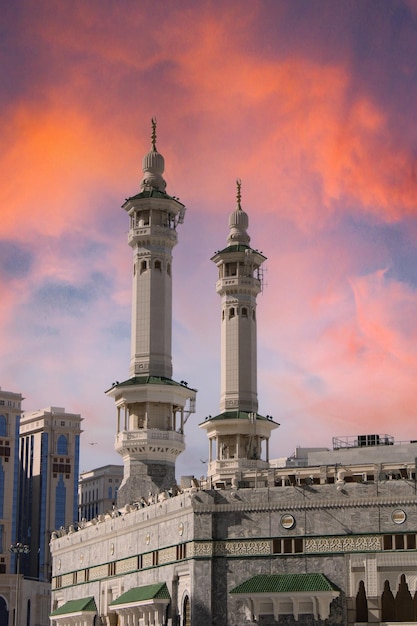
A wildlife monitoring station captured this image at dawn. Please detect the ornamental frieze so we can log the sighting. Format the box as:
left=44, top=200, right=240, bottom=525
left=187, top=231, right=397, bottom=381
left=305, top=535, right=382, bottom=554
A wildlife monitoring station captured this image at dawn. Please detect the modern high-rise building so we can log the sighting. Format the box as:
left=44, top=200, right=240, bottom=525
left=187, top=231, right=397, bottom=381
left=0, top=386, right=22, bottom=623
left=0, top=387, right=21, bottom=572
left=78, top=465, right=123, bottom=521
left=0, top=388, right=53, bottom=626
left=18, top=406, right=82, bottom=581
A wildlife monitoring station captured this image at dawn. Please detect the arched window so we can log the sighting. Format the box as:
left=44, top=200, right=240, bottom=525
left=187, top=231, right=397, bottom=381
left=0, top=416, right=6, bottom=437
left=183, top=595, right=191, bottom=626
left=26, top=599, right=31, bottom=626
left=381, top=580, right=395, bottom=622
left=140, top=260, right=147, bottom=274
left=167, top=263, right=171, bottom=276
left=396, top=574, right=413, bottom=622
left=57, top=435, right=68, bottom=455
left=229, top=307, right=235, bottom=319
left=0, top=596, right=8, bottom=626
left=155, top=260, right=162, bottom=271
left=241, top=307, right=248, bottom=317
left=356, top=580, right=368, bottom=623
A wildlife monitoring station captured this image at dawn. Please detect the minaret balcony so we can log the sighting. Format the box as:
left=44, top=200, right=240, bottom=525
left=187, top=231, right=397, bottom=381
left=208, top=458, right=269, bottom=474
left=216, top=277, right=261, bottom=295
left=115, top=428, right=185, bottom=462
left=116, top=428, right=185, bottom=446
left=128, top=225, right=178, bottom=246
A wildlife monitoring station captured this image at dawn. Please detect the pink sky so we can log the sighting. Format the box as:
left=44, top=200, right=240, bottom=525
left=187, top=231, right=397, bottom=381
left=2, top=0, right=417, bottom=477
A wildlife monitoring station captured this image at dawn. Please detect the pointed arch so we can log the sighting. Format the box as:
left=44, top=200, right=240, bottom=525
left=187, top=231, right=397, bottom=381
left=381, top=580, right=395, bottom=622
left=182, top=595, right=191, bottom=626
left=356, top=580, right=368, bottom=623
left=396, top=574, right=414, bottom=622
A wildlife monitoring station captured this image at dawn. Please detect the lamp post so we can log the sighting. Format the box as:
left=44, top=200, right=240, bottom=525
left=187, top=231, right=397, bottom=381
left=9, top=543, right=30, bottom=626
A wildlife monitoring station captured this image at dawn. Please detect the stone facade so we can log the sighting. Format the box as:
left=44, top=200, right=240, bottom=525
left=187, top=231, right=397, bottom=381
left=50, top=464, right=417, bottom=625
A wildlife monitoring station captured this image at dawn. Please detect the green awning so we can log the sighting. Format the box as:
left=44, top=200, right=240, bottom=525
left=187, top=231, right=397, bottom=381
left=106, top=376, right=196, bottom=393
left=201, top=410, right=278, bottom=425
left=231, top=573, right=340, bottom=594
left=50, top=596, right=97, bottom=616
left=109, top=582, right=170, bottom=607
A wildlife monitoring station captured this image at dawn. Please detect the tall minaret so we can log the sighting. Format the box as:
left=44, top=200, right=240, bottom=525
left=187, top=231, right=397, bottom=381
left=107, top=120, right=196, bottom=507
left=200, top=181, right=278, bottom=487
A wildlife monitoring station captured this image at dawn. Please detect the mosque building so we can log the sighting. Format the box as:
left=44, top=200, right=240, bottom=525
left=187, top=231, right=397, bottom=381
left=49, top=123, right=417, bottom=626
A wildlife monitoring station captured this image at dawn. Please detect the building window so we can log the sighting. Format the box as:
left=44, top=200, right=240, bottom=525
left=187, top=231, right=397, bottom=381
left=272, top=538, right=303, bottom=554
left=152, top=551, right=159, bottom=566
left=57, top=435, right=68, bottom=455
left=229, top=307, right=235, bottom=319
left=0, top=416, right=6, bottom=436
left=167, top=263, right=171, bottom=276
left=55, top=476, right=66, bottom=529
left=176, top=543, right=187, bottom=560
left=356, top=580, right=368, bottom=623
left=241, top=307, right=248, bottom=317
left=183, top=595, right=191, bottom=626
left=155, top=260, right=162, bottom=271
left=108, top=562, right=116, bottom=576
left=225, top=262, right=237, bottom=277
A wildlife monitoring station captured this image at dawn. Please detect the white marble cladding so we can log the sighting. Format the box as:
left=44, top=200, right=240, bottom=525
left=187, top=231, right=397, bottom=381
left=51, top=491, right=195, bottom=577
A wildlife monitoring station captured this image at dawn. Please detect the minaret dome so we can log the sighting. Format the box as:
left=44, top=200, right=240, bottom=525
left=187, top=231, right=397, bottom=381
left=227, top=179, right=250, bottom=245
left=140, top=117, right=167, bottom=193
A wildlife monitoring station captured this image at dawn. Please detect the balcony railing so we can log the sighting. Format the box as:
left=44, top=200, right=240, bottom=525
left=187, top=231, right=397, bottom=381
left=116, top=429, right=184, bottom=445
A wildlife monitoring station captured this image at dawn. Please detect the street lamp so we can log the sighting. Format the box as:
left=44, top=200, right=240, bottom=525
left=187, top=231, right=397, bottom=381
left=9, top=543, right=30, bottom=626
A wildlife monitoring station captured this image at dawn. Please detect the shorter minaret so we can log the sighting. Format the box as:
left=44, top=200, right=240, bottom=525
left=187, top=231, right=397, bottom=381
left=106, top=121, right=196, bottom=507
left=200, top=181, right=278, bottom=487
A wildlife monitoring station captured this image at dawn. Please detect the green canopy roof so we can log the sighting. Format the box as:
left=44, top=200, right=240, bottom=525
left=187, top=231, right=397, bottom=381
left=109, top=582, right=170, bottom=606
left=202, top=410, right=277, bottom=424
left=50, top=597, right=97, bottom=616
left=107, top=376, right=195, bottom=393
left=231, top=573, right=340, bottom=595
left=123, top=189, right=184, bottom=204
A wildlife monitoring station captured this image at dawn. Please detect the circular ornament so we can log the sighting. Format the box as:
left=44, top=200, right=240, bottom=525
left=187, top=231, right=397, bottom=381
left=281, top=514, right=295, bottom=529
left=392, top=509, right=406, bottom=525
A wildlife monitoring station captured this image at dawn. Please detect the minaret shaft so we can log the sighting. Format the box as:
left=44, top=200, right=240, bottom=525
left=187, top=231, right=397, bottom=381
left=201, top=182, right=278, bottom=486
left=128, top=199, right=179, bottom=378
left=106, top=125, right=195, bottom=507
left=219, top=290, right=259, bottom=412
